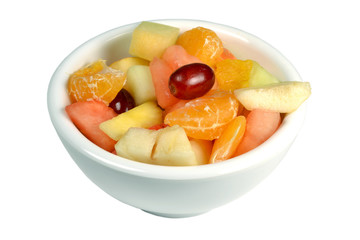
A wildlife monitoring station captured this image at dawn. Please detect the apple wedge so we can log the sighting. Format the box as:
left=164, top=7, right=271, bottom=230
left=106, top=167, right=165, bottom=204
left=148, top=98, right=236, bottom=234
left=234, top=81, right=311, bottom=113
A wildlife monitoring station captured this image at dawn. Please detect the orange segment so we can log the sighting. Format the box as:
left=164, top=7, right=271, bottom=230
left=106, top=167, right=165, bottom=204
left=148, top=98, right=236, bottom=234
left=164, top=90, right=239, bottom=140
left=214, top=59, right=253, bottom=90
left=67, top=59, right=126, bottom=105
left=209, top=115, right=246, bottom=163
left=176, top=27, right=223, bottom=67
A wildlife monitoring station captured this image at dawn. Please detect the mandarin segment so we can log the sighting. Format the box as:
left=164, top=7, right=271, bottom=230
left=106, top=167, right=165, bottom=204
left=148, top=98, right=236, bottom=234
left=176, top=27, right=223, bottom=67
left=209, top=116, right=246, bottom=163
left=164, top=90, right=239, bottom=140
left=67, top=59, right=126, bottom=105
left=214, top=59, right=253, bottom=90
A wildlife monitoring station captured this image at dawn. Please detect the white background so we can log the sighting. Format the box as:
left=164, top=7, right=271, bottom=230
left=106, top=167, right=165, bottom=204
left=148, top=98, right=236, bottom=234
left=1, top=0, right=359, bottom=239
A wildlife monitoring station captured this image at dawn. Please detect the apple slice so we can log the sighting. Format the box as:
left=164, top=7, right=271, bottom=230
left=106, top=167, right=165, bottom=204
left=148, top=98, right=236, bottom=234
left=152, top=125, right=197, bottom=166
left=126, top=65, right=156, bottom=105
left=234, top=81, right=311, bottom=113
left=115, top=127, right=158, bottom=164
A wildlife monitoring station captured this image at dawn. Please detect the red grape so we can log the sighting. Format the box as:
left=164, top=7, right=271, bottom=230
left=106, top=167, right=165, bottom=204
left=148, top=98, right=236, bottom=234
left=169, top=63, right=215, bottom=100
left=109, top=89, right=135, bottom=114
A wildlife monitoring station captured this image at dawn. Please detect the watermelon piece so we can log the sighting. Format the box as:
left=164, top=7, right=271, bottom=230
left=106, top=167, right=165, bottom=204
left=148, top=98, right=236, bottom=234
left=65, top=100, right=118, bottom=152
left=233, top=109, right=281, bottom=156
left=149, top=57, right=180, bottom=109
left=161, top=45, right=202, bottom=70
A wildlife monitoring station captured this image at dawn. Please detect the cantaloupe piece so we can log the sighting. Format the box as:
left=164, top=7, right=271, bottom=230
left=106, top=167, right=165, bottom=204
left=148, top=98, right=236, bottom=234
left=129, top=21, right=180, bottom=61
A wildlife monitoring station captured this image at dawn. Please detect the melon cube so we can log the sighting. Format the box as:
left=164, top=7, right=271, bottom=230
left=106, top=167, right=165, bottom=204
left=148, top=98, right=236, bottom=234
left=126, top=65, right=156, bottom=105
left=129, top=21, right=180, bottom=61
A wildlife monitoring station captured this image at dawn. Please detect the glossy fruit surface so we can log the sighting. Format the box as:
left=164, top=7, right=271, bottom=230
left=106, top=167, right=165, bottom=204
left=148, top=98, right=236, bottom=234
left=169, top=63, right=215, bottom=100
left=176, top=27, right=223, bottom=67
left=67, top=60, right=126, bottom=105
left=164, top=90, right=239, bottom=140
left=209, top=116, right=246, bottom=163
left=108, top=89, right=136, bottom=114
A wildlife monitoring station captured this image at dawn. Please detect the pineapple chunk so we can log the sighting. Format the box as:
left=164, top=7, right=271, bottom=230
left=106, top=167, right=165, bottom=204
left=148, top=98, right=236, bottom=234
left=129, top=21, right=180, bottom=61
left=152, top=125, right=197, bottom=166
left=100, top=101, right=163, bottom=141
left=115, top=127, right=158, bottom=164
left=126, top=65, right=156, bottom=105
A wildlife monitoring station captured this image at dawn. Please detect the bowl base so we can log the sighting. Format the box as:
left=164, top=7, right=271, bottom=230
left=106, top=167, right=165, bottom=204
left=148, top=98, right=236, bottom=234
left=142, top=209, right=207, bottom=218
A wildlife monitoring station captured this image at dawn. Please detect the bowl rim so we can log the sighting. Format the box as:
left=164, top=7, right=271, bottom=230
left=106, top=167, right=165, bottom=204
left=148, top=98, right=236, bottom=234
left=48, top=19, right=306, bottom=180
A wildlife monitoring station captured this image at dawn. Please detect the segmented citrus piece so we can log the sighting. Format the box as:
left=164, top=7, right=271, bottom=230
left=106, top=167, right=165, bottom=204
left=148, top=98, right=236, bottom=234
left=164, top=90, right=239, bottom=140
left=209, top=115, right=246, bottom=163
left=214, top=59, right=253, bottom=90
left=176, top=27, right=223, bottom=67
left=67, top=59, right=126, bottom=105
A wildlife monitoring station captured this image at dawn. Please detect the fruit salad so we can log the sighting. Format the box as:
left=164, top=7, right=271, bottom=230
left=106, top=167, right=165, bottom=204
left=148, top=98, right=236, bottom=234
left=65, top=21, right=311, bottom=166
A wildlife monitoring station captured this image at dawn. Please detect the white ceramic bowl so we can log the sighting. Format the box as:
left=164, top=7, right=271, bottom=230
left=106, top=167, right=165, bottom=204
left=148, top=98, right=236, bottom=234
left=47, top=19, right=306, bottom=218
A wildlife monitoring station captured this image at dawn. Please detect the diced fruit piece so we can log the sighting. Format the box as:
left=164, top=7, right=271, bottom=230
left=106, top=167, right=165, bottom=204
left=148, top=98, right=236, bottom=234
left=108, top=89, right=135, bottom=114
left=126, top=65, right=156, bottom=105
left=161, top=45, right=201, bottom=70
left=209, top=116, right=246, bottom=163
left=100, top=101, right=163, bottom=141
left=149, top=57, right=180, bottom=109
left=152, top=125, right=197, bottom=166
left=67, top=59, right=126, bottom=105
left=233, top=109, right=281, bottom=156
left=129, top=21, right=180, bottom=61
left=249, top=61, right=280, bottom=87
left=65, top=100, right=117, bottom=152
left=189, top=138, right=213, bottom=165
left=110, top=57, right=149, bottom=73
left=164, top=90, right=239, bottom=140
left=169, top=63, right=215, bottom=100
left=176, top=27, right=223, bottom=67
left=115, top=127, right=158, bottom=164
left=214, top=59, right=280, bottom=91
left=234, top=81, right=311, bottom=113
